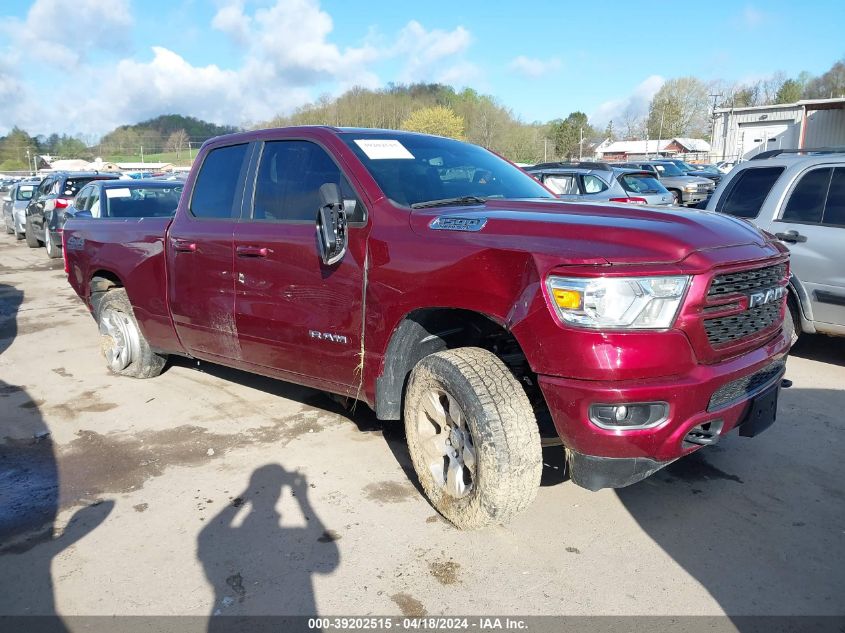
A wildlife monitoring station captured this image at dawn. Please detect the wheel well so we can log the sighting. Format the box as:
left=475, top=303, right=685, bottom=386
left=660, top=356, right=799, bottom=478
left=89, top=271, right=124, bottom=313
left=375, top=309, right=547, bottom=426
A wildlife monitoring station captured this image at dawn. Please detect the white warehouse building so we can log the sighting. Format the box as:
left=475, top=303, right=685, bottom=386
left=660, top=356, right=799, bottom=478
left=711, top=97, right=845, bottom=162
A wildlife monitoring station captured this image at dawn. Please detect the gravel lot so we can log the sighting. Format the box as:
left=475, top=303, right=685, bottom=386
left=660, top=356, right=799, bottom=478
left=1, top=237, right=843, bottom=622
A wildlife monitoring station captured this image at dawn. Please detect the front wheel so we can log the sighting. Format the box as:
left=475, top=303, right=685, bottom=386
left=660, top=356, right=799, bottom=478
left=96, top=289, right=167, bottom=378
left=404, top=347, right=542, bottom=529
left=670, top=190, right=681, bottom=205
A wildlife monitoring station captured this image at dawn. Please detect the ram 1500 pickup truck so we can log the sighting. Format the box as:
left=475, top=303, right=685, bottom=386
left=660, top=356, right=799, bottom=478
left=63, top=127, right=791, bottom=529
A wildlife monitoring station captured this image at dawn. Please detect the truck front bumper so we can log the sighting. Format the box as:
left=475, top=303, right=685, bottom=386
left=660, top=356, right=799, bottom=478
left=538, top=329, right=789, bottom=490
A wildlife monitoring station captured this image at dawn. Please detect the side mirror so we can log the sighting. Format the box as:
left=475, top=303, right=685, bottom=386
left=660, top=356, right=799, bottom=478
left=316, top=183, right=348, bottom=266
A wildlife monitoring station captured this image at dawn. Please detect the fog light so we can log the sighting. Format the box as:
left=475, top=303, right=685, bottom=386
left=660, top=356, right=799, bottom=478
left=589, top=402, right=669, bottom=429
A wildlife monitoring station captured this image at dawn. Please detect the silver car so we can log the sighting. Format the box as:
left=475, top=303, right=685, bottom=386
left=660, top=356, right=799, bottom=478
left=615, top=161, right=715, bottom=206
left=705, top=149, right=845, bottom=340
left=3, top=180, right=39, bottom=240
left=526, top=162, right=673, bottom=206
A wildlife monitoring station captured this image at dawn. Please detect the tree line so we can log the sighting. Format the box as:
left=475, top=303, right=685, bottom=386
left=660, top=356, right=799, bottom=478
left=2, top=58, right=843, bottom=171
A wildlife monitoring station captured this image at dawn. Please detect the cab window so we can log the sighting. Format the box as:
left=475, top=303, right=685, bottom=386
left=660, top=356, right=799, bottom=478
left=252, top=140, right=365, bottom=223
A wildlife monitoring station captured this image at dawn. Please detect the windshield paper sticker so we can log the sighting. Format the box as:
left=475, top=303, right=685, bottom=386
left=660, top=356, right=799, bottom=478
left=354, top=139, right=414, bottom=160
left=105, top=188, right=132, bottom=198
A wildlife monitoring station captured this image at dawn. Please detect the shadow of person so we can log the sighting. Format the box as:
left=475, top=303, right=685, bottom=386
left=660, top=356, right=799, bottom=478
left=198, top=464, right=340, bottom=631
left=616, top=387, right=845, bottom=628
left=0, top=282, right=114, bottom=626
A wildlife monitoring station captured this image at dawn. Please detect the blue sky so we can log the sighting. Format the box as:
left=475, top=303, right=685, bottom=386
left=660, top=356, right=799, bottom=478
left=1, top=0, right=843, bottom=138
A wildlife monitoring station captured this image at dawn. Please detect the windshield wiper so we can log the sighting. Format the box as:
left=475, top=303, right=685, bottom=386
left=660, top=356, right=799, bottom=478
left=410, top=196, right=487, bottom=209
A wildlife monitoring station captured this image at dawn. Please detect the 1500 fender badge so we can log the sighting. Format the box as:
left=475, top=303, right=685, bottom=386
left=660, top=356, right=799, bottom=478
left=429, top=216, right=487, bottom=232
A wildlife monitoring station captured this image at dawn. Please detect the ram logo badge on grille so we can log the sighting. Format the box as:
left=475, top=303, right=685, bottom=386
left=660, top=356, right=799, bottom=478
left=748, top=286, right=786, bottom=309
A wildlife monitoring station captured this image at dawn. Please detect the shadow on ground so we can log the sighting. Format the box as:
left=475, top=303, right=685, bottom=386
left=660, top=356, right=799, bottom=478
left=0, top=283, right=114, bottom=622
left=617, top=384, right=845, bottom=623
left=198, top=464, right=339, bottom=628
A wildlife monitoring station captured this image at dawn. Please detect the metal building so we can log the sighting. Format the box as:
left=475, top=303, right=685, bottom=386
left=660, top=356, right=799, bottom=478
left=711, top=97, right=845, bottom=161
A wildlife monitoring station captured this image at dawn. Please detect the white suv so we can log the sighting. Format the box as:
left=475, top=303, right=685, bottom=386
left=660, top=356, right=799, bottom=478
left=705, top=149, right=845, bottom=341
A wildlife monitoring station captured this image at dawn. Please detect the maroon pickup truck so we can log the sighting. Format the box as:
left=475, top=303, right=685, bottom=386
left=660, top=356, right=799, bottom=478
left=63, top=127, right=790, bottom=529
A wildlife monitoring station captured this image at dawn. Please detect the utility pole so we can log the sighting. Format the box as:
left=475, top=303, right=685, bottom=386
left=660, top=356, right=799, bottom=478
left=709, top=93, right=722, bottom=161
left=543, top=138, right=548, bottom=162
left=656, top=103, right=665, bottom=158
left=140, top=145, right=144, bottom=164
left=578, top=126, right=584, bottom=161
left=188, top=141, right=194, bottom=161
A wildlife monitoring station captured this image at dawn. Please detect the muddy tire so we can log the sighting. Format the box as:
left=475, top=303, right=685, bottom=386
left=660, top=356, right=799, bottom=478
left=24, top=218, right=41, bottom=248
left=404, top=347, right=542, bottom=530
left=14, top=229, right=25, bottom=240
left=95, top=289, right=167, bottom=379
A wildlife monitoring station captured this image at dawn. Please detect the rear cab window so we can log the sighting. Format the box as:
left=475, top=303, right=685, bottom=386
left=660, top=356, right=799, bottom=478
left=189, top=144, right=250, bottom=219
left=716, top=166, right=785, bottom=219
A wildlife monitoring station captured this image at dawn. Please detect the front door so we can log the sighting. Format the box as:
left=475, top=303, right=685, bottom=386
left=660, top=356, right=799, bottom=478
left=167, top=142, right=251, bottom=360
left=233, top=139, right=369, bottom=390
left=775, top=165, right=845, bottom=327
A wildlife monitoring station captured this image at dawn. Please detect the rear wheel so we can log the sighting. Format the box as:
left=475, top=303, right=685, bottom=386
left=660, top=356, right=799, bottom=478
left=404, top=347, right=542, bottom=530
left=24, top=218, right=41, bottom=248
left=44, top=227, right=60, bottom=258
left=96, top=289, right=167, bottom=378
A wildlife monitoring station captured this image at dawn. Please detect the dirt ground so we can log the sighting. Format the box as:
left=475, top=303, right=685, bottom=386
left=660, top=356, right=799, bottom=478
left=0, top=236, right=843, bottom=621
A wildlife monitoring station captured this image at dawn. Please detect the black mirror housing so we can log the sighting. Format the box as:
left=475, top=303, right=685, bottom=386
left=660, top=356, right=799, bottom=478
left=317, top=183, right=348, bottom=266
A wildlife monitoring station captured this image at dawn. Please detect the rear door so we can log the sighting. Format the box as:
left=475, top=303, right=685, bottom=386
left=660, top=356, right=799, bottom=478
left=775, top=166, right=845, bottom=326
left=167, top=142, right=252, bottom=360
left=233, top=138, right=369, bottom=389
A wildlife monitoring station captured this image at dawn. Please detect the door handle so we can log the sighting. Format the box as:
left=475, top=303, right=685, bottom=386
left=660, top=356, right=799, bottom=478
left=236, top=245, right=270, bottom=258
left=172, top=238, right=197, bottom=252
left=774, top=230, right=807, bottom=244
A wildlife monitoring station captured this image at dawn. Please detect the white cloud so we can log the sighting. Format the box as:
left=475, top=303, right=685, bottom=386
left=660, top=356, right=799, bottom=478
left=211, top=0, right=251, bottom=45
left=507, top=56, right=561, bottom=78
left=394, top=20, right=473, bottom=83
left=0, top=0, right=478, bottom=137
left=591, top=75, right=665, bottom=128
left=1, top=0, right=132, bottom=67
left=740, top=6, right=766, bottom=28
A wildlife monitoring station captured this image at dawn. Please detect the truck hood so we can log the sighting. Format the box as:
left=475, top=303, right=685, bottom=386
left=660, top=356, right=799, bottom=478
left=409, top=198, right=769, bottom=265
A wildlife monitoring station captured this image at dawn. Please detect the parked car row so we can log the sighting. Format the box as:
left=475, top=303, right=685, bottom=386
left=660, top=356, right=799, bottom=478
left=2, top=171, right=183, bottom=259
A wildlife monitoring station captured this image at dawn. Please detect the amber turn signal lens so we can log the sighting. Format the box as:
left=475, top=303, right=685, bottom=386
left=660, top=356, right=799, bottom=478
left=552, top=288, right=582, bottom=310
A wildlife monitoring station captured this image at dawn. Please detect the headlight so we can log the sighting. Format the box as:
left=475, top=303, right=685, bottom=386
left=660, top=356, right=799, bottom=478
left=685, top=184, right=698, bottom=191
left=546, top=275, right=690, bottom=329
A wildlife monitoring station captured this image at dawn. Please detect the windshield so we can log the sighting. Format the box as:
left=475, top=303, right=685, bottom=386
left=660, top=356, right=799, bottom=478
left=16, top=185, right=35, bottom=201
left=653, top=163, right=684, bottom=177
left=340, top=133, right=553, bottom=207
left=619, top=173, right=666, bottom=194
left=103, top=185, right=183, bottom=218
